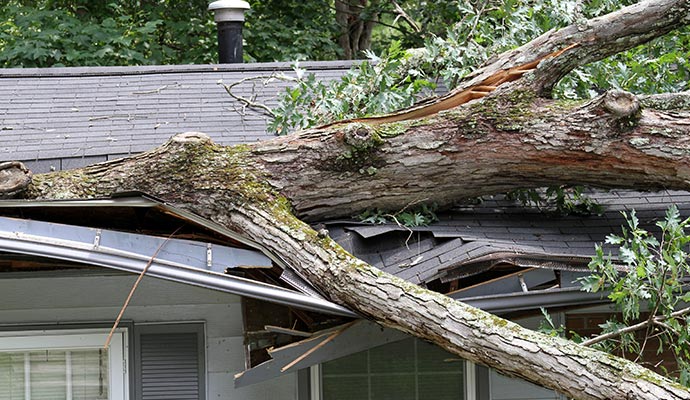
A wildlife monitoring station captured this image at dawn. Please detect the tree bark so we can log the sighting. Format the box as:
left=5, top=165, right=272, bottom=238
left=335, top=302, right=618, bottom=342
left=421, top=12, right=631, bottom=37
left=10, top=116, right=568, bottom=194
left=9, top=0, right=690, bottom=399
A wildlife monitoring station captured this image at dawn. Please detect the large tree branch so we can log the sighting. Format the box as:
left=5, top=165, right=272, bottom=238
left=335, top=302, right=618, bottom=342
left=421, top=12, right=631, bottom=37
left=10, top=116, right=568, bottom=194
left=250, top=89, right=690, bottom=220
left=472, top=0, right=690, bottom=95
left=20, top=132, right=690, bottom=399
left=7, top=1, right=690, bottom=399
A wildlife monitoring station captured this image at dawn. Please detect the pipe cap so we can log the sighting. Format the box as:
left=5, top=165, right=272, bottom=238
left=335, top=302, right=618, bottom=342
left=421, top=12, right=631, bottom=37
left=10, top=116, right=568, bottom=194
left=208, top=0, right=250, bottom=22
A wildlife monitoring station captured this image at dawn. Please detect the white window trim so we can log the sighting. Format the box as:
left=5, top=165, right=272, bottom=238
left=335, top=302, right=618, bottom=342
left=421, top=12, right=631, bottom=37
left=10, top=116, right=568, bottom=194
left=310, top=364, right=321, bottom=400
left=465, top=360, right=476, bottom=400
left=0, top=328, right=129, bottom=400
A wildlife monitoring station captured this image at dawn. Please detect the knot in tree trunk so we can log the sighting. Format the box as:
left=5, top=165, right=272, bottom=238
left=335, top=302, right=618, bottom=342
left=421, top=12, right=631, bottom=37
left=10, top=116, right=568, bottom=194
left=0, top=161, right=32, bottom=199
left=343, top=123, right=380, bottom=150
left=603, top=90, right=640, bottom=118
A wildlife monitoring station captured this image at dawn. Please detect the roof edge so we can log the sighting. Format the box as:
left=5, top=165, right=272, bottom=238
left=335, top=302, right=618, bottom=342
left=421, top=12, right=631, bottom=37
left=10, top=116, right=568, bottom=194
left=0, top=60, right=360, bottom=78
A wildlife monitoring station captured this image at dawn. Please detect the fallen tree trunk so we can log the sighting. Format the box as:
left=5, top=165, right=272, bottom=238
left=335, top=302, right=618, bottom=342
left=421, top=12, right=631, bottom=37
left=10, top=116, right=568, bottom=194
left=6, top=0, right=690, bottom=398
left=252, top=88, right=690, bottom=220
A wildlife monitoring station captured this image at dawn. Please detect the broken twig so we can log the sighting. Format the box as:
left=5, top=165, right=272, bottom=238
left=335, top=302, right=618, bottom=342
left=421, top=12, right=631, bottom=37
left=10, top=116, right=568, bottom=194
left=104, top=226, right=184, bottom=348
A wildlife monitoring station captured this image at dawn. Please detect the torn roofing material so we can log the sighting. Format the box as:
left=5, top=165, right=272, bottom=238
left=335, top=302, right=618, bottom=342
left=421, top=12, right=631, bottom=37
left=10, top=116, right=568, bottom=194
left=325, top=190, right=690, bottom=287
left=0, top=194, right=357, bottom=317
left=0, top=215, right=356, bottom=318
left=235, top=320, right=407, bottom=388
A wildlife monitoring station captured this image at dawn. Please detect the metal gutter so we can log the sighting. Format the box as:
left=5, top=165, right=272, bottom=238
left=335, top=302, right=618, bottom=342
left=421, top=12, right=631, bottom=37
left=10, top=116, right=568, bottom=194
left=0, top=194, right=323, bottom=299
left=0, top=216, right=357, bottom=318
left=0, top=195, right=270, bottom=253
left=455, top=286, right=609, bottom=315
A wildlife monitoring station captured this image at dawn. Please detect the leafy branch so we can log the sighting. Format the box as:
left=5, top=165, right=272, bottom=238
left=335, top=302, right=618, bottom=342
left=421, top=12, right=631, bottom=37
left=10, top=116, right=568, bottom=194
left=576, top=205, right=690, bottom=384
left=358, top=202, right=439, bottom=228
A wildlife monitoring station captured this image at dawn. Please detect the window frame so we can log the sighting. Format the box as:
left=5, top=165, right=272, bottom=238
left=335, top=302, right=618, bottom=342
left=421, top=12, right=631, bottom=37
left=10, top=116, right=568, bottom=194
left=311, top=338, right=476, bottom=400
left=0, top=328, right=129, bottom=400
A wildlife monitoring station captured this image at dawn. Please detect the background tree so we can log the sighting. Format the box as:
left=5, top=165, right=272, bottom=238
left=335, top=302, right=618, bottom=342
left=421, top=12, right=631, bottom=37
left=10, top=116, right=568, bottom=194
left=0, top=0, right=216, bottom=67
left=243, top=0, right=342, bottom=61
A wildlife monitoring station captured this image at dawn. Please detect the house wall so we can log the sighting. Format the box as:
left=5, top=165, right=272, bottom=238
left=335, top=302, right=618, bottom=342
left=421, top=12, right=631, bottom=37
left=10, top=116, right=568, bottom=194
left=0, top=271, right=298, bottom=400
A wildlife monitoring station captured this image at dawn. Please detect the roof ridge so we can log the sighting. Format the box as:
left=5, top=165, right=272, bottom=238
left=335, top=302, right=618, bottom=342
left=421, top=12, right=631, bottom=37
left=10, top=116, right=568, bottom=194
left=0, top=60, right=359, bottom=79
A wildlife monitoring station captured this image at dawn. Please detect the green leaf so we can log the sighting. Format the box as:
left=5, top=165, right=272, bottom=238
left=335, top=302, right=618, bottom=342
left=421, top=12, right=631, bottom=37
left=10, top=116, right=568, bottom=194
left=605, top=234, right=624, bottom=245
left=619, top=247, right=637, bottom=265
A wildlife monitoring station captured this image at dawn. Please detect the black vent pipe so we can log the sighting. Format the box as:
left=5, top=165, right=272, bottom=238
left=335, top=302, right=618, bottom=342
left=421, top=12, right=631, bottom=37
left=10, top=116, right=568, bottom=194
left=208, top=0, right=250, bottom=64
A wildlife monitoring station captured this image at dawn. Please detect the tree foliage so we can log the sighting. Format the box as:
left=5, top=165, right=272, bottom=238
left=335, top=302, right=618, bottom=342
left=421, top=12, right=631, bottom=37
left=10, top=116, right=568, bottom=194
left=0, top=0, right=216, bottom=67
left=268, top=41, right=435, bottom=134
left=580, top=206, right=690, bottom=384
left=268, top=0, right=689, bottom=134
left=243, top=0, right=342, bottom=62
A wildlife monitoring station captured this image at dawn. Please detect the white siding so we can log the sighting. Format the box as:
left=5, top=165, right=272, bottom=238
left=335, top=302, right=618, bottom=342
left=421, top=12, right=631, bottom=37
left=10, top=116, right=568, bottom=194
left=0, top=272, right=297, bottom=400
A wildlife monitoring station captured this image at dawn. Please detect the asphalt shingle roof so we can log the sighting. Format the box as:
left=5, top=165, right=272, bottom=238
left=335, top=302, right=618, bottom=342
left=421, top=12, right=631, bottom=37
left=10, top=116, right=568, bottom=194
left=1, top=61, right=356, bottom=172
left=325, top=190, right=690, bottom=285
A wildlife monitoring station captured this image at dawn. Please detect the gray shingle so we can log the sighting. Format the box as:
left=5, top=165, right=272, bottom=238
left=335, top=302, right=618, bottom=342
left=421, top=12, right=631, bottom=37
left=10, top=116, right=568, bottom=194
left=61, top=156, right=108, bottom=170
left=1, top=61, right=358, bottom=167
left=325, top=190, right=690, bottom=285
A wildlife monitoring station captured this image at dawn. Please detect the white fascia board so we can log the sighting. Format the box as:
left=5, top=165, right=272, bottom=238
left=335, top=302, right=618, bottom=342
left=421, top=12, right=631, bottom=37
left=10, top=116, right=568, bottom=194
left=0, top=216, right=356, bottom=318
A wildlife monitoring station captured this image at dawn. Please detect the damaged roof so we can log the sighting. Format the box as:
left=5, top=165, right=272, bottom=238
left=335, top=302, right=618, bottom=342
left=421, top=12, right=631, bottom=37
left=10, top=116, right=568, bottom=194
left=0, top=194, right=356, bottom=317
left=325, top=190, right=690, bottom=295
left=3, top=61, right=688, bottom=308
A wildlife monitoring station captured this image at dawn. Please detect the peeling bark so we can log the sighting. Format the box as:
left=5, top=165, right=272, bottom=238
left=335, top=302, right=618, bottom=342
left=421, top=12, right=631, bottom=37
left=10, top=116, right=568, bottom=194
left=0, top=161, right=32, bottom=199
left=7, top=0, right=690, bottom=399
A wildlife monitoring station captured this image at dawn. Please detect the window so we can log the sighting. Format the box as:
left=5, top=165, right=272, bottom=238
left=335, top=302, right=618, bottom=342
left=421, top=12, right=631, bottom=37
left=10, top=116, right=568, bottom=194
left=0, top=329, right=128, bottom=400
left=320, top=338, right=465, bottom=400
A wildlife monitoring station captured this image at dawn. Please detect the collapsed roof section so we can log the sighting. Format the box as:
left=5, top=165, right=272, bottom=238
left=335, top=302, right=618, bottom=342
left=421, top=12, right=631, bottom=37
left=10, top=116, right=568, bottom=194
left=0, top=193, right=356, bottom=318
left=325, top=190, right=690, bottom=310
left=228, top=189, right=690, bottom=388
left=0, top=189, right=687, bottom=387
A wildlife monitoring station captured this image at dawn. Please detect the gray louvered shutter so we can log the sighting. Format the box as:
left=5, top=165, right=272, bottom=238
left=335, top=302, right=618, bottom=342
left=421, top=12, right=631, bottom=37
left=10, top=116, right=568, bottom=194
left=135, top=324, right=205, bottom=400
